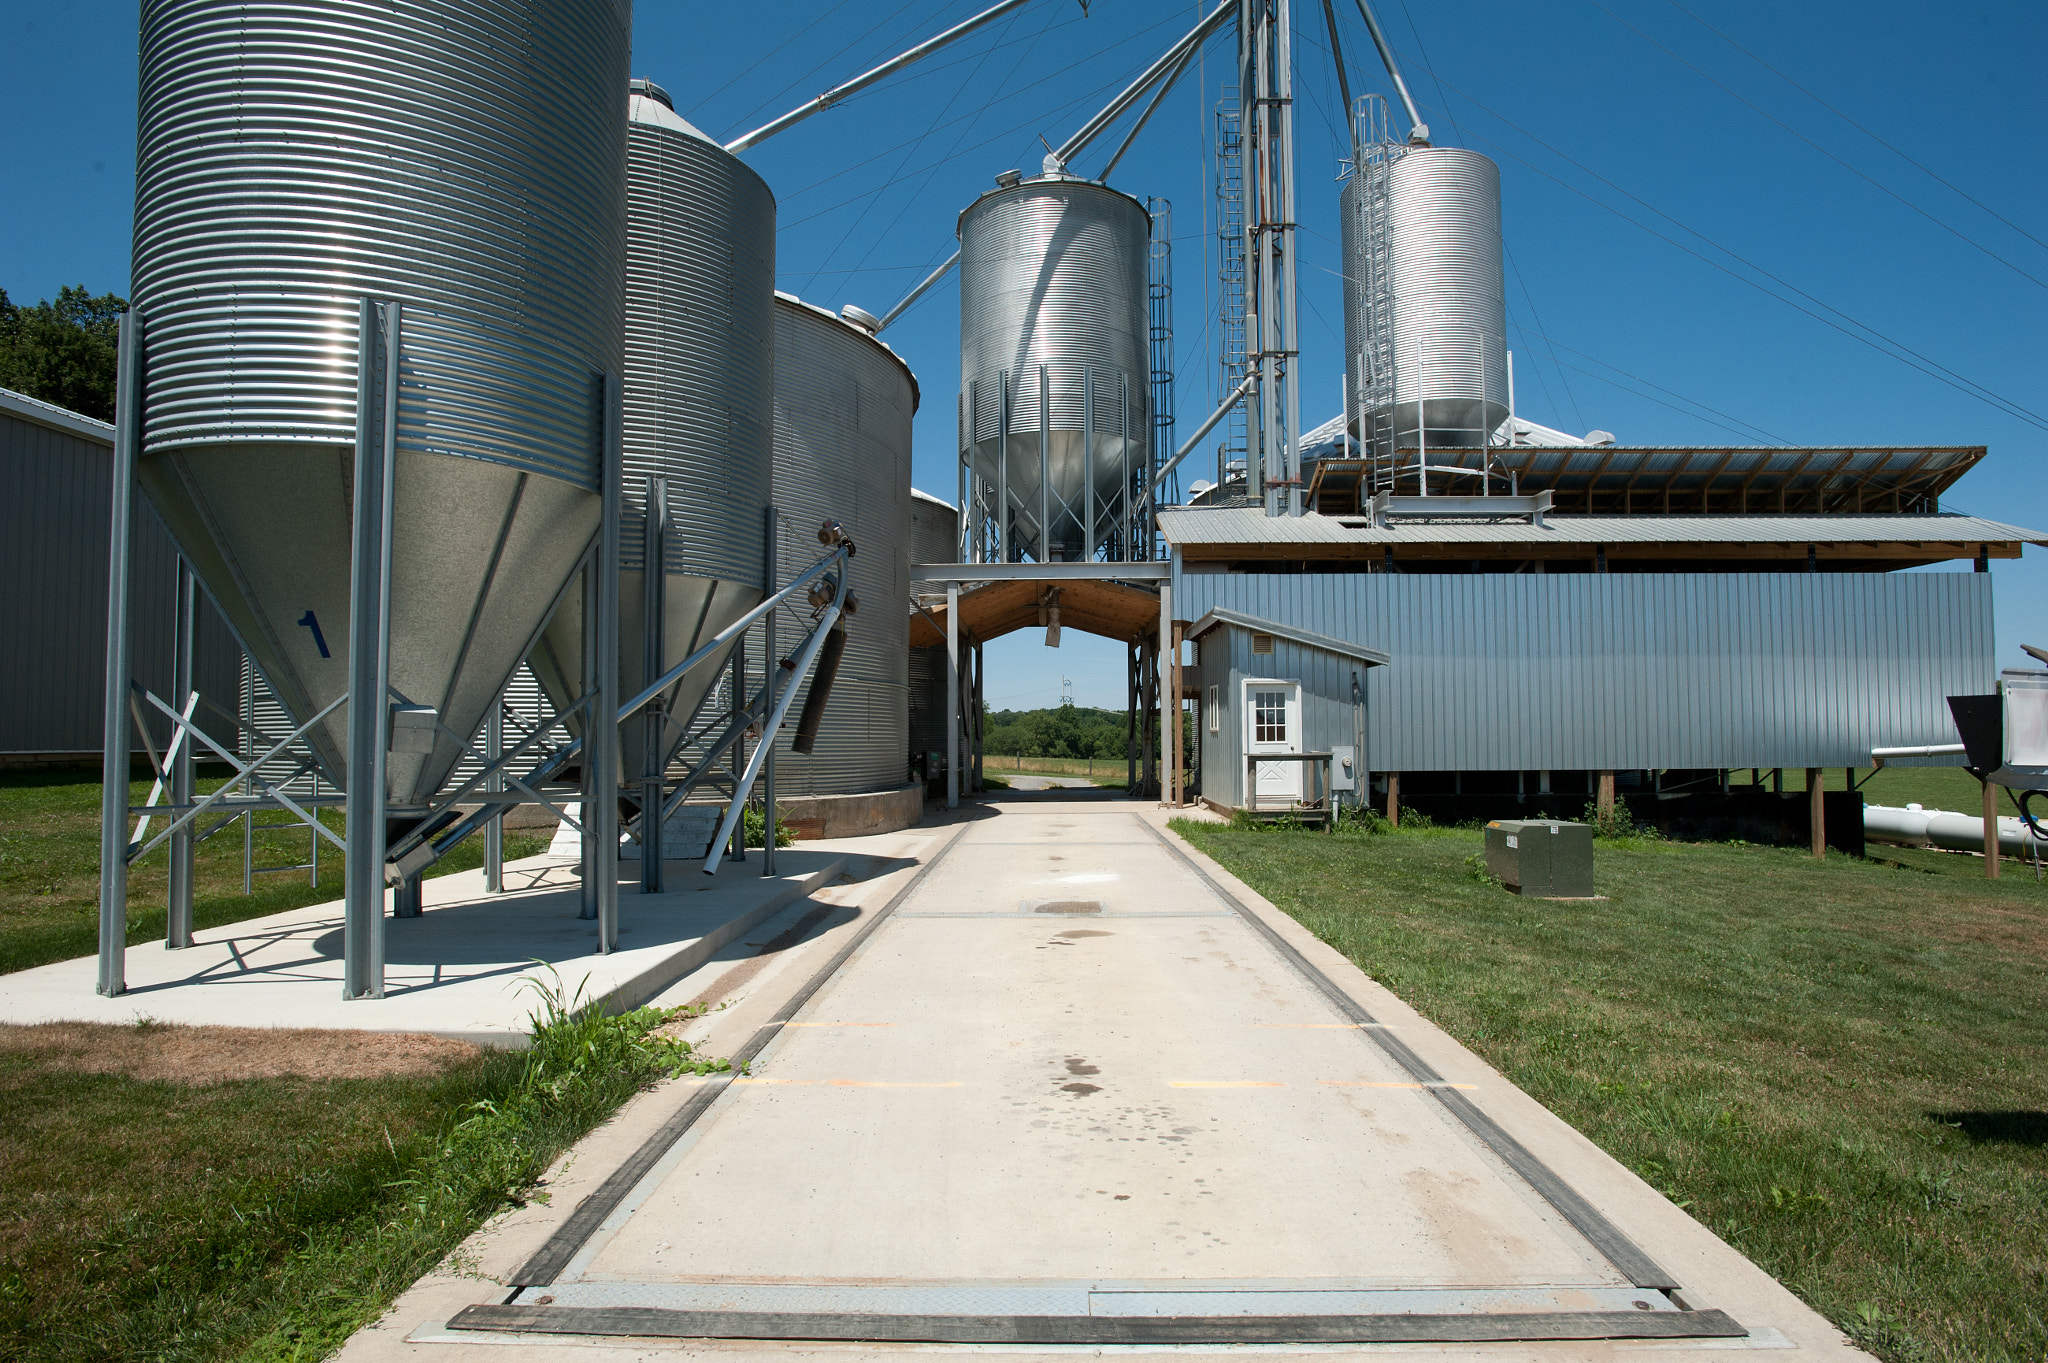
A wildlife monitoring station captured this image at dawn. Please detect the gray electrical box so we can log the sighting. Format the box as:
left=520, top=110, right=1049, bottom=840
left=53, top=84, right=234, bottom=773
left=1484, top=819, right=1595, bottom=898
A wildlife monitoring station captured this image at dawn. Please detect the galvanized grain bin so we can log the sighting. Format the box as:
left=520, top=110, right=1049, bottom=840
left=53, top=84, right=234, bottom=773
left=958, top=172, right=1150, bottom=561
left=529, top=78, right=776, bottom=769
left=768, top=295, right=918, bottom=795
left=130, top=0, right=629, bottom=803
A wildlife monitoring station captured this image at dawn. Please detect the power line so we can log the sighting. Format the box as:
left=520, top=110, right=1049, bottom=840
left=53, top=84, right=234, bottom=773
left=716, top=0, right=931, bottom=142
left=1367, top=1, right=1589, bottom=425
left=795, top=7, right=1028, bottom=294
left=774, top=16, right=1194, bottom=240
left=1404, top=62, right=2048, bottom=433
left=1583, top=0, right=2048, bottom=291
left=1505, top=321, right=1790, bottom=444
left=1662, top=0, right=2048, bottom=256
left=697, top=0, right=857, bottom=111
left=771, top=8, right=1189, bottom=210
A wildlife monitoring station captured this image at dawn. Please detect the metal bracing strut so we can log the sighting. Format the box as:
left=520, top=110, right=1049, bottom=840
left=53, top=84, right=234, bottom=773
left=726, top=0, right=1035, bottom=152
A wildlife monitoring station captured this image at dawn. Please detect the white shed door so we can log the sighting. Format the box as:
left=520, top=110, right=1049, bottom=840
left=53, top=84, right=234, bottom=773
left=1246, top=681, right=1302, bottom=804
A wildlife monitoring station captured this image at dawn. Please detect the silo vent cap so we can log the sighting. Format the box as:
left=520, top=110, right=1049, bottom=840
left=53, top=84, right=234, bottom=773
left=1406, top=124, right=1430, bottom=145
left=996, top=168, right=1023, bottom=187
left=630, top=78, right=674, bottom=110
left=839, top=304, right=882, bottom=333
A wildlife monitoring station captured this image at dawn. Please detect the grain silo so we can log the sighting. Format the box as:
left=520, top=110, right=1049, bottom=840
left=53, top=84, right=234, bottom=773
left=1342, top=142, right=1507, bottom=462
left=768, top=294, right=917, bottom=796
left=128, top=0, right=629, bottom=805
left=958, top=170, right=1150, bottom=562
left=528, top=78, right=775, bottom=770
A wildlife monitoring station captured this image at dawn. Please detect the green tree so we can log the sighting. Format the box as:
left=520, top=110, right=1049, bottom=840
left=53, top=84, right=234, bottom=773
left=0, top=285, right=129, bottom=421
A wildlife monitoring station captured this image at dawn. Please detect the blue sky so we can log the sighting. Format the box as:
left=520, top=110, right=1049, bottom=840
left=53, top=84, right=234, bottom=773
left=5, top=1, right=2042, bottom=711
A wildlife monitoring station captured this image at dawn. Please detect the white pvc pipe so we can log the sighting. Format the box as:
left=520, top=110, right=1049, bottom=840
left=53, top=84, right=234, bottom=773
left=1865, top=802, right=2044, bottom=857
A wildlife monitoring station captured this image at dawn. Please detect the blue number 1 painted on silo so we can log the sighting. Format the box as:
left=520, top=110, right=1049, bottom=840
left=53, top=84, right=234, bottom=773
left=297, top=611, right=331, bottom=658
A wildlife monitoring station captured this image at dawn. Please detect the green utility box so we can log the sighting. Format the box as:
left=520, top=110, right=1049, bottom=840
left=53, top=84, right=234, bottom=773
left=1483, top=819, right=1595, bottom=897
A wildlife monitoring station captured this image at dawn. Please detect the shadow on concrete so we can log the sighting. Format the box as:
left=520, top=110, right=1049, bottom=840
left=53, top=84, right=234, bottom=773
left=302, top=849, right=865, bottom=970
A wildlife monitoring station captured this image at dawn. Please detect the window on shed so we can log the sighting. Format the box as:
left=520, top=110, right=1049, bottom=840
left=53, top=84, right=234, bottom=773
left=1252, top=689, right=1289, bottom=742
left=1251, top=632, right=1275, bottom=656
left=1207, top=684, right=1219, bottom=731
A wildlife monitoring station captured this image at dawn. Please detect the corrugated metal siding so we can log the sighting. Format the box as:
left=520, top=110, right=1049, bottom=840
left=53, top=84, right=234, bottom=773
left=765, top=296, right=915, bottom=795
left=1175, top=568, right=1993, bottom=772
left=1, top=406, right=239, bottom=754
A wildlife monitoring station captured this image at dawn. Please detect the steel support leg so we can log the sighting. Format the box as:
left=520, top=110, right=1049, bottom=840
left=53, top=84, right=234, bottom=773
left=484, top=694, right=504, bottom=893
left=97, top=309, right=143, bottom=997
left=762, top=505, right=779, bottom=877
left=1158, top=581, right=1172, bottom=805
left=167, top=560, right=196, bottom=945
left=945, top=582, right=959, bottom=809
left=592, top=373, right=622, bottom=948
left=344, top=298, right=400, bottom=1000
left=579, top=560, right=602, bottom=921
left=729, top=639, right=746, bottom=863
left=641, top=474, right=667, bottom=894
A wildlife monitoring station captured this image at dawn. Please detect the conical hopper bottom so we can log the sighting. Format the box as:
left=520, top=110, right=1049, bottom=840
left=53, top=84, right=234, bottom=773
left=140, top=445, right=599, bottom=806
left=528, top=572, right=764, bottom=784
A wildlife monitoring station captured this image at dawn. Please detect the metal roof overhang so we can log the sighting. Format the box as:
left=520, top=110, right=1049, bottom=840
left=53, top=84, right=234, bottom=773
left=1301, top=445, right=1985, bottom=516
left=1160, top=508, right=2047, bottom=568
left=1187, top=608, right=1390, bottom=668
left=0, top=386, right=113, bottom=445
left=909, top=577, right=1163, bottom=648
left=912, top=561, right=1169, bottom=582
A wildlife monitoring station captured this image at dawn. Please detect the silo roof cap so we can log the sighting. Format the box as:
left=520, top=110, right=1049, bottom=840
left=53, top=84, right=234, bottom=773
left=630, top=83, right=717, bottom=146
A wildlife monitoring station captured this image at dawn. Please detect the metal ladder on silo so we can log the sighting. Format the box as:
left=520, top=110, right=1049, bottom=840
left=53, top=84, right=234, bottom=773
left=1215, top=91, right=1249, bottom=496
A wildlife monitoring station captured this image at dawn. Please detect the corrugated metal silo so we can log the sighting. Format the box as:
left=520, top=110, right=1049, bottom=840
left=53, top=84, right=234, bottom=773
left=529, top=79, right=775, bottom=765
left=958, top=173, right=1150, bottom=561
left=906, top=489, right=957, bottom=758
left=129, top=0, right=630, bottom=805
left=1385, top=147, right=1507, bottom=449
left=769, top=294, right=917, bottom=795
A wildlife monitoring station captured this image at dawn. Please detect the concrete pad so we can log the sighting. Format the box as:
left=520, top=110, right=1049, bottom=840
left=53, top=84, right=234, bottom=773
left=0, top=848, right=853, bottom=1043
left=333, top=798, right=1869, bottom=1360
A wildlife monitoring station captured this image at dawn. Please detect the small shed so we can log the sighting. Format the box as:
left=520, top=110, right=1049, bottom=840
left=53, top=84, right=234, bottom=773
left=1186, top=607, right=1389, bottom=811
left=0, top=386, right=240, bottom=762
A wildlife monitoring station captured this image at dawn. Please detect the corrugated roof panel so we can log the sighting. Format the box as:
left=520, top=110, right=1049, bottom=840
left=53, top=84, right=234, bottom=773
left=1160, top=507, right=2048, bottom=547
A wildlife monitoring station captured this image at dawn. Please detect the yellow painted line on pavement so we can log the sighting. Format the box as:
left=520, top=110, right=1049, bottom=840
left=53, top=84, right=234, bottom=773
left=1169, top=1080, right=1286, bottom=1088
left=1320, top=1080, right=1479, bottom=1090
left=1254, top=1023, right=1365, bottom=1029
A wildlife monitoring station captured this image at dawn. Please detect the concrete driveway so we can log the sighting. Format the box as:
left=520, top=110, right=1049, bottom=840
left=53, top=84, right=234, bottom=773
left=346, top=795, right=1868, bottom=1358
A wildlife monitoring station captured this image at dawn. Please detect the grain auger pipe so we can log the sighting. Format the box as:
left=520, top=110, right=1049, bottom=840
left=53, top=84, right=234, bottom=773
left=702, top=526, right=858, bottom=876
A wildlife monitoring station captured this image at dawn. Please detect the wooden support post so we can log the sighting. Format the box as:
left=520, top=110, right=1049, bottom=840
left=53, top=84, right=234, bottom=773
left=1984, top=779, right=2002, bottom=879
left=1808, top=768, right=1824, bottom=859
left=1168, top=621, right=1184, bottom=806
left=1597, top=770, right=1615, bottom=820
left=1386, top=772, right=1400, bottom=828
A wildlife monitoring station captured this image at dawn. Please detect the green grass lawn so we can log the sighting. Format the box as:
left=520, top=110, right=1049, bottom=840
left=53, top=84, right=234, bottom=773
left=1172, top=817, right=2048, bottom=1363
left=0, top=995, right=722, bottom=1363
left=986, top=754, right=1132, bottom=786
left=0, top=768, right=549, bottom=976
